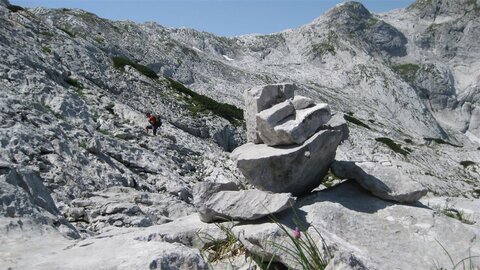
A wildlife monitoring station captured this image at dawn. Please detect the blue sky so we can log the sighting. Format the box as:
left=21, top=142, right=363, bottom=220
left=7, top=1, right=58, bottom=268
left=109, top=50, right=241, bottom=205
left=13, top=0, right=416, bottom=36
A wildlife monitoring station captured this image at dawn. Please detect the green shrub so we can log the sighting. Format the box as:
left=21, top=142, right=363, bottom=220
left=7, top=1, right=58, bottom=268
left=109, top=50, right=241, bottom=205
left=460, top=161, right=476, bottom=168
left=105, top=103, right=115, bottom=114
left=65, top=77, right=82, bottom=88
left=166, top=78, right=244, bottom=123
left=424, top=137, right=462, bottom=148
left=375, top=137, right=411, bottom=156
left=59, top=27, right=75, bottom=37
left=42, top=46, right=52, bottom=54
left=40, top=31, right=54, bottom=37
left=392, top=63, right=420, bottom=83
left=343, top=114, right=371, bottom=129
left=7, top=5, right=24, bottom=12
left=112, top=56, right=158, bottom=79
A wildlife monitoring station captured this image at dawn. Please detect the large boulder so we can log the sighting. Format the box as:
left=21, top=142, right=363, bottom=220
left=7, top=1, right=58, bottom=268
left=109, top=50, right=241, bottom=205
left=231, top=129, right=342, bottom=196
left=233, top=181, right=480, bottom=270
left=244, top=84, right=296, bottom=143
left=1, top=222, right=209, bottom=270
left=257, top=102, right=331, bottom=146
left=200, top=189, right=295, bottom=222
left=331, top=161, right=427, bottom=203
left=192, top=181, right=240, bottom=222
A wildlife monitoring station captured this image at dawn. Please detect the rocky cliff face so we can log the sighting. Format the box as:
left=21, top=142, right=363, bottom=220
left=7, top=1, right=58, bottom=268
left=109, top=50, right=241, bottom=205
left=1, top=0, right=479, bottom=269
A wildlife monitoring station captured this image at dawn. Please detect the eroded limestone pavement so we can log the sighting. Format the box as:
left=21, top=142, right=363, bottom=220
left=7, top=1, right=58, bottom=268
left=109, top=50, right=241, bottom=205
left=1, top=0, right=480, bottom=269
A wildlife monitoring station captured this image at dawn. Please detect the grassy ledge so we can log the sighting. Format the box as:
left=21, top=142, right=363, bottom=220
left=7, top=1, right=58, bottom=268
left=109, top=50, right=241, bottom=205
left=375, top=137, right=411, bottom=156
left=343, top=114, right=371, bottom=129
left=112, top=56, right=158, bottom=79
left=166, top=77, right=244, bottom=124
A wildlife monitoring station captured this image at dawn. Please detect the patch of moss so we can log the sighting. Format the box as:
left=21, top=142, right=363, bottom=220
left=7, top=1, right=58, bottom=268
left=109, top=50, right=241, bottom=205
left=166, top=78, right=243, bottom=124
left=7, top=5, right=24, bottom=12
left=105, top=103, right=115, bottom=115
left=392, top=63, right=420, bottom=83
left=40, top=31, right=54, bottom=37
left=423, top=137, right=462, bottom=148
left=65, top=77, right=82, bottom=88
left=441, top=208, right=475, bottom=225
left=344, top=114, right=371, bottom=129
left=404, top=138, right=413, bottom=144
left=460, top=160, right=476, bottom=168
left=375, top=137, right=411, bottom=156
left=59, top=26, right=75, bottom=37
left=42, top=46, right=52, bottom=54
left=112, top=56, right=158, bottom=79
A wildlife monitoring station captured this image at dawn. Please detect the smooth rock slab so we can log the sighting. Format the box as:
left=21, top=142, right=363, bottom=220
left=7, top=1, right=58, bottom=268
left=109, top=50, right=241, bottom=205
left=233, top=181, right=480, bottom=270
left=257, top=101, right=331, bottom=146
left=331, top=160, right=427, bottom=203
left=193, top=181, right=240, bottom=222
left=231, top=129, right=342, bottom=196
left=201, top=189, right=295, bottom=222
left=244, top=84, right=296, bottom=143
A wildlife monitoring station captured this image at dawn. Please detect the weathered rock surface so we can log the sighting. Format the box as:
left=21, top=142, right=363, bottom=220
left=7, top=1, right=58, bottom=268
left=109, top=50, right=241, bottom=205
left=292, top=95, right=314, bottom=110
left=201, top=189, right=295, bottom=222
left=331, top=160, right=427, bottom=203
left=244, top=84, right=296, bottom=143
left=257, top=101, right=332, bottom=146
left=193, top=181, right=239, bottom=222
left=232, top=129, right=342, bottom=195
left=0, top=219, right=209, bottom=270
left=233, top=181, right=480, bottom=269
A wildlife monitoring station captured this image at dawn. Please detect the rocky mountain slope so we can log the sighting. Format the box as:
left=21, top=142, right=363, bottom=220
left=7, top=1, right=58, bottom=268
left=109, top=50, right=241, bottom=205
left=1, top=0, right=479, bottom=268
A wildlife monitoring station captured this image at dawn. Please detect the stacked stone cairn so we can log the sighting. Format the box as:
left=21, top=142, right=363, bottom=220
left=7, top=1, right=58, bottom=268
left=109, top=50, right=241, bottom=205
left=192, top=84, right=348, bottom=222
left=231, top=83, right=348, bottom=196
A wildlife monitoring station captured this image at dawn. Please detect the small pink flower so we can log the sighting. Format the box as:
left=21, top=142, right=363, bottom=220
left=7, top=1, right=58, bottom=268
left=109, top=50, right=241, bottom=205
left=293, top=227, right=301, bottom=239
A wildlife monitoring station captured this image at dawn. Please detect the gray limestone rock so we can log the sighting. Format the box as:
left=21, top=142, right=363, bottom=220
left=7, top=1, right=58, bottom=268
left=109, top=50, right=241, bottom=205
left=200, top=189, right=295, bottom=222
left=231, top=129, right=342, bottom=196
left=1, top=164, right=59, bottom=217
left=233, top=181, right=480, bottom=269
left=244, top=84, right=296, bottom=143
left=323, top=112, right=349, bottom=143
left=0, top=0, right=9, bottom=7
left=193, top=181, right=240, bottom=222
left=292, top=95, right=314, bottom=110
left=257, top=101, right=331, bottom=146
left=331, top=161, right=427, bottom=203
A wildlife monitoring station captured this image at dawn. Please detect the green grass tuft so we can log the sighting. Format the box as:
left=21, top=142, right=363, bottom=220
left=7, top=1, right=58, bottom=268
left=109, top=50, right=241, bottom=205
left=112, top=56, right=158, bottom=79
left=65, top=77, right=82, bottom=88
left=7, top=4, right=24, bottom=12
left=392, top=63, right=420, bottom=83
left=166, top=77, right=243, bottom=124
left=424, top=137, right=462, bottom=148
left=343, top=114, right=371, bottom=129
left=460, top=161, right=476, bottom=168
left=375, top=137, right=411, bottom=156
left=42, top=46, right=52, bottom=54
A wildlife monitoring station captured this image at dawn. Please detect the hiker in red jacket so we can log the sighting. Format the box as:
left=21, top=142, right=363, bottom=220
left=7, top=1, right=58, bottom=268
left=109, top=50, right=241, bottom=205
left=145, top=113, right=161, bottom=135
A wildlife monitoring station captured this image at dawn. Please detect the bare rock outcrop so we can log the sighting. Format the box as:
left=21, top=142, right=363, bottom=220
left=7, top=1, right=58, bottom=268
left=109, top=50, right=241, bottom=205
left=232, top=84, right=347, bottom=196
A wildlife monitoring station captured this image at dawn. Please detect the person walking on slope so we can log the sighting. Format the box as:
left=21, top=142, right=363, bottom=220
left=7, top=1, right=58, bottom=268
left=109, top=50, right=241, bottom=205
left=145, top=112, right=162, bottom=135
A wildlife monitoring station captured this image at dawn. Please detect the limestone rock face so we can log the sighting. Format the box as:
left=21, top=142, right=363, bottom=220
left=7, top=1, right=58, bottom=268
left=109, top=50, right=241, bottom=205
left=192, top=181, right=240, bottom=222
left=232, top=129, right=342, bottom=196
left=233, top=181, right=480, bottom=270
left=244, top=84, right=296, bottom=143
left=331, top=161, right=427, bottom=203
left=257, top=102, right=332, bottom=146
left=292, top=95, right=314, bottom=110
left=200, top=189, right=295, bottom=222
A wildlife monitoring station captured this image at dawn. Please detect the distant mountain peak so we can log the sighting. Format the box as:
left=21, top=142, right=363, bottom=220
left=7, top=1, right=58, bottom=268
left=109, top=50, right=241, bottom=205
left=408, top=0, right=479, bottom=19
